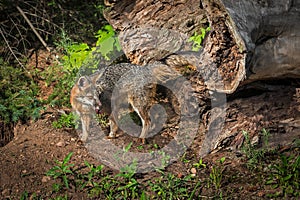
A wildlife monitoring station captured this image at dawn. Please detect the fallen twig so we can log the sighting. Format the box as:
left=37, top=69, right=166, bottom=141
left=0, top=27, right=25, bottom=69
left=16, top=6, right=51, bottom=53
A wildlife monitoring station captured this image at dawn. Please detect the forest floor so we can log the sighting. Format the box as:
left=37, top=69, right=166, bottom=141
left=0, top=52, right=300, bottom=199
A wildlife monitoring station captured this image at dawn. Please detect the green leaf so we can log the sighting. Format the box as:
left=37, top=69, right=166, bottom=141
left=63, top=152, right=73, bottom=164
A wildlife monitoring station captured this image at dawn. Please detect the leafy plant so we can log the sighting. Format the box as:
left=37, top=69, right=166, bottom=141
left=209, top=157, right=226, bottom=190
left=62, top=43, right=91, bottom=71
left=46, top=152, right=75, bottom=190
left=188, top=26, right=211, bottom=51
left=149, top=173, right=196, bottom=199
left=266, top=154, right=300, bottom=197
left=241, top=130, right=270, bottom=169
left=193, top=158, right=207, bottom=169
left=79, top=161, right=104, bottom=189
left=109, top=161, right=142, bottom=199
left=94, top=24, right=122, bottom=60
left=52, top=112, right=78, bottom=129
left=96, top=113, right=109, bottom=127
left=0, top=62, right=44, bottom=123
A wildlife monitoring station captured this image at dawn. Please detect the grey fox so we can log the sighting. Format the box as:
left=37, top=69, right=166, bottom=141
left=70, top=62, right=180, bottom=142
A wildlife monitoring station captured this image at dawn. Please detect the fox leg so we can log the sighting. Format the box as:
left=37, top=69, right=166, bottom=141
left=131, top=104, right=151, bottom=144
left=80, top=114, right=91, bottom=142
left=108, top=115, right=118, bottom=138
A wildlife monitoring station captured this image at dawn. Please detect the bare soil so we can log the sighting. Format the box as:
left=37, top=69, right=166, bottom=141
left=1, top=82, right=299, bottom=199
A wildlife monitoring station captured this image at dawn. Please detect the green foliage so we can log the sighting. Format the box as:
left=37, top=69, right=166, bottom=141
left=149, top=173, right=197, bottom=199
left=52, top=112, right=79, bottom=129
left=78, top=161, right=104, bottom=190
left=241, top=129, right=270, bottom=169
left=58, top=24, right=122, bottom=71
left=114, top=161, right=140, bottom=199
left=193, top=158, right=207, bottom=169
left=94, top=25, right=122, bottom=60
left=0, top=62, right=44, bottom=123
left=209, top=157, right=226, bottom=190
left=46, top=152, right=75, bottom=190
left=62, top=43, right=91, bottom=71
left=266, top=154, right=300, bottom=197
left=188, top=27, right=211, bottom=51
left=47, top=25, right=122, bottom=109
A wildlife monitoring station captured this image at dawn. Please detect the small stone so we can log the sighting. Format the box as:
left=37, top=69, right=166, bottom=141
left=42, top=176, right=51, bottom=183
left=251, top=135, right=259, bottom=146
left=70, top=137, right=76, bottom=142
left=56, top=141, right=65, bottom=147
left=190, top=167, right=197, bottom=174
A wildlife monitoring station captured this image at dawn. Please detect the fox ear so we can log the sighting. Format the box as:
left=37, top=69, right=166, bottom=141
left=78, top=77, right=89, bottom=89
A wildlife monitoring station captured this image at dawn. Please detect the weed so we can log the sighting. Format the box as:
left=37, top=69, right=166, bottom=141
left=50, top=194, right=68, bottom=200
left=0, top=62, right=44, bottom=123
left=52, top=112, right=78, bottom=129
left=113, top=161, right=142, bottom=199
left=81, top=161, right=104, bottom=188
left=94, top=24, right=122, bottom=60
left=241, top=130, right=270, bottom=169
left=193, top=158, right=207, bottom=169
left=266, top=154, right=300, bottom=197
left=154, top=150, right=171, bottom=172
left=150, top=173, right=196, bottom=199
left=188, top=26, right=211, bottom=51
left=209, top=157, right=226, bottom=190
left=46, top=152, right=75, bottom=190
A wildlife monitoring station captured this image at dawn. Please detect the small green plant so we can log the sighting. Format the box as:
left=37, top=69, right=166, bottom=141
left=52, top=112, right=78, bottom=129
left=149, top=173, right=196, bottom=199
left=46, top=152, right=75, bottom=190
left=193, top=158, right=207, bottom=169
left=266, top=154, right=300, bottom=197
left=188, top=26, right=211, bottom=51
left=0, top=62, right=44, bottom=123
left=241, top=130, right=270, bottom=169
left=114, top=161, right=141, bottom=199
left=79, top=161, right=104, bottom=189
left=154, top=150, right=171, bottom=173
left=49, top=194, right=68, bottom=200
left=209, top=157, right=226, bottom=190
left=94, top=24, right=122, bottom=60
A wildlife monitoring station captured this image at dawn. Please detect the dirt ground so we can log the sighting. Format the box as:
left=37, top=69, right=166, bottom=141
left=0, top=79, right=299, bottom=199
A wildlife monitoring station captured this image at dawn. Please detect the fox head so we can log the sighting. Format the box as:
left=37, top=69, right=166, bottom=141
left=70, top=76, right=101, bottom=115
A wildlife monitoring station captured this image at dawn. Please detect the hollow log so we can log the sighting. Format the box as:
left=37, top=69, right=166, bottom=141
left=103, top=0, right=300, bottom=154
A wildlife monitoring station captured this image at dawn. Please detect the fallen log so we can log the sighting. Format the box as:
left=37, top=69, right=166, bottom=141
left=104, top=0, right=300, bottom=92
left=102, top=0, right=300, bottom=154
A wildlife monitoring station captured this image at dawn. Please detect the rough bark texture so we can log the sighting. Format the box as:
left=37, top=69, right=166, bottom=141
left=104, top=0, right=208, bottom=64
left=103, top=0, right=300, bottom=154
